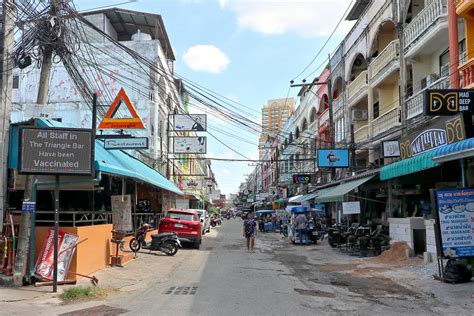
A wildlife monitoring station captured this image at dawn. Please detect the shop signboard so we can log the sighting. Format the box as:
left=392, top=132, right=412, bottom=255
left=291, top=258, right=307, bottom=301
left=173, top=137, right=207, bottom=154
left=98, top=88, right=145, bottom=129
left=35, top=228, right=79, bottom=281
left=173, top=114, right=207, bottom=131
left=342, top=201, right=361, bottom=215
left=399, top=115, right=465, bottom=159
left=424, top=89, right=473, bottom=115
left=208, top=193, right=221, bottom=201
left=104, top=137, right=148, bottom=150
left=314, top=203, right=326, bottom=217
left=293, top=174, right=311, bottom=184
left=381, top=140, right=400, bottom=158
left=21, top=201, right=36, bottom=213
left=19, top=127, right=94, bottom=175
left=434, top=188, right=474, bottom=258
left=182, top=179, right=203, bottom=190
left=317, top=149, right=349, bottom=168
left=111, top=195, right=132, bottom=232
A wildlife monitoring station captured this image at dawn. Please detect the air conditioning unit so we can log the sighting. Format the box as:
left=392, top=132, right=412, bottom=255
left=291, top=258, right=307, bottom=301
left=351, top=109, right=368, bottom=121
left=421, top=73, right=439, bottom=88
left=440, top=64, right=450, bottom=77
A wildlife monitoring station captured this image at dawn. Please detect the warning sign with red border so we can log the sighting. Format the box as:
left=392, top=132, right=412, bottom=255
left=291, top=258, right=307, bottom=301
left=98, top=88, right=145, bottom=129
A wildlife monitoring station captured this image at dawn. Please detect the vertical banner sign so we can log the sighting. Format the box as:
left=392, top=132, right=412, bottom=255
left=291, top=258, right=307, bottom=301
left=111, top=195, right=133, bottom=231
left=435, top=188, right=474, bottom=258
left=35, top=229, right=79, bottom=281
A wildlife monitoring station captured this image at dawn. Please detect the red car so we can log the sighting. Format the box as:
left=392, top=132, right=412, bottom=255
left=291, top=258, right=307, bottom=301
left=159, top=209, right=202, bottom=249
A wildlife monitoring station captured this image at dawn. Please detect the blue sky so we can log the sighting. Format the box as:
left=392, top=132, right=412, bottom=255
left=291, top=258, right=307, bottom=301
left=76, top=0, right=354, bottom=195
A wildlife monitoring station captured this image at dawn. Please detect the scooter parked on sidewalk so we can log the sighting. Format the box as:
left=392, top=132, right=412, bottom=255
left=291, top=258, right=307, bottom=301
left=129, top=223, right=181, bottom=256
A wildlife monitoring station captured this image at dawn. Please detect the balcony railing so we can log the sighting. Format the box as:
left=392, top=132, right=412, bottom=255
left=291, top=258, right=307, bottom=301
left=319, top=109, right=329, bottom=127
left=347, top=70, right=368, bottom=104
left=370, top=40, right=400, bottom=83
left=406, top=76, right=450, bottom=119
left=404, top=0, right=448, bottom=50
left=354, top=125, right=369, bottom=143
left=460, top=58, right=474, bottom=88
left=332, top=95, right=344, bottom=112
left=372, top=106, right=401, bottom=137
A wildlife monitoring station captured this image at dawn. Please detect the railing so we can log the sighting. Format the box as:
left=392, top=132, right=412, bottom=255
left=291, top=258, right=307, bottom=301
left=354, top=125, right=369, bottom=143
left=460, top=58, right=474, bottom=88
left=332, top=95, right=344, bottom=112
left=12, top=210, right=112, bottom=227
left=406, top=76, right=450, bottom=119
left=347, top=70, right=368, bottom=104
left=404, top=0, right=448, bottom=50
left=370, top=40, right=400, bottom=82
left=319, top=109, right=329, bottom=127
left=372, top=106, right=401, bottom=137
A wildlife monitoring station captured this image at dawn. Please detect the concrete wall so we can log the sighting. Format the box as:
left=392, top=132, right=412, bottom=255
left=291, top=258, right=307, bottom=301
left=388, top=217, right=425, bottom=250
left=425, top=219, right=437, bottom=256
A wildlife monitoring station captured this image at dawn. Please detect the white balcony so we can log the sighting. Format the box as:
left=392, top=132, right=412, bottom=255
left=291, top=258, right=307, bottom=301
left=404, top=0, right=448, bottom=57
left=370, top=40, right=400, bottom=86
left=332, top=95, right=344, bottom=113
left=319, top=109, right=329, bottom=128
left=372, top=106, right=401, bottom=137
left=354, top=125, right=369, bottom=143
left=406, top=76, right=450, bottom=119
left=347, top=70, right=368, bottom=106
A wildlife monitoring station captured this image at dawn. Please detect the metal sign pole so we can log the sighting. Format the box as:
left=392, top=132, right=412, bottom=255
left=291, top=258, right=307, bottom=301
left=53, top=175, right=60, bottom=293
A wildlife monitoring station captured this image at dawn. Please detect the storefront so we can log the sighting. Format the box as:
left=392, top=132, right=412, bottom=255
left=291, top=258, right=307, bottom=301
left=4, top=119, right=183, bottom=280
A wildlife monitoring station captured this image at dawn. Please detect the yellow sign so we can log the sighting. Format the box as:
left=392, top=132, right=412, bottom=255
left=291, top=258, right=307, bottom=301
left=98, top=88, right=145, bottom=129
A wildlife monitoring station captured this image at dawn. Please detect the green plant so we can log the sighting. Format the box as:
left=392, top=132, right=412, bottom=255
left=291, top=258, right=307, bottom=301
left=60, top=286, right=106, bottom=302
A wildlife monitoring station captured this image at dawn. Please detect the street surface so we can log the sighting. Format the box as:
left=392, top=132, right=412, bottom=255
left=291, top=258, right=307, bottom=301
left=1, top=220, right=473, bottom=315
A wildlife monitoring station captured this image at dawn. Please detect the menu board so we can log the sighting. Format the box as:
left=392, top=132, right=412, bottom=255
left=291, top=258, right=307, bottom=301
left=435, top=188, right=474, bottom=258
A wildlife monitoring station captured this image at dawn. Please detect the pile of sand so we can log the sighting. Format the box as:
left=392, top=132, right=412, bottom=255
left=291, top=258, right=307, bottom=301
left=369, top=241, right=409, bottom=265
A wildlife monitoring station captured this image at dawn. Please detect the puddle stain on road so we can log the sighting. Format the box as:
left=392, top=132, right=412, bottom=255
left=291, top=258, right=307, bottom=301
left=294, top=288, right=336, bottom=298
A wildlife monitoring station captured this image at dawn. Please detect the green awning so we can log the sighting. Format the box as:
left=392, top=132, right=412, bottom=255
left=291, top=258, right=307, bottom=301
left=314, top=175, right=375, bottom=203
left=380, top=150, right=440, bottom=181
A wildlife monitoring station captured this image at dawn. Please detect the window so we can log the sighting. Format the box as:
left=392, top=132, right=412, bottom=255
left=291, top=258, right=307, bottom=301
left=439, top=49, right=449, bottom=77
left=373, top=102, right=379, bottom=119
left=13, top=75, right=19, bottom=89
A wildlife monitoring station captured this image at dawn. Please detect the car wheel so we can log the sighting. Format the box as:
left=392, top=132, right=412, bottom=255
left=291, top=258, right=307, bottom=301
left=193, top=239, right=201, bottom=249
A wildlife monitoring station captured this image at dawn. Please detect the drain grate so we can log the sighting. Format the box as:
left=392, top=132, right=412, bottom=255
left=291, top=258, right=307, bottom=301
left=164, top=286, right=198, bottom=295
left=59, top=305, right=128, bottom=316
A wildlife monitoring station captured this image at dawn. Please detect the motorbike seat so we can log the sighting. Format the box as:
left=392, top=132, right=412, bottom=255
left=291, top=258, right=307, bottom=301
left=152, top=233, right=176, bottom=239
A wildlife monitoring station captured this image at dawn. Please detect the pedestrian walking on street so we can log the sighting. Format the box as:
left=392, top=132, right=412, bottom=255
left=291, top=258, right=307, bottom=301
left=243, top=212, right=257, bottom=252
left=295, top=212, right=308, bottom=245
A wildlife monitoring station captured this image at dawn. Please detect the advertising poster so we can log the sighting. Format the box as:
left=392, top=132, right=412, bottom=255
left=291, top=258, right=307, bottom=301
left=435, top=188, right=474, bottom=258
left=317, top=149, right=349, bottom=168
left=173, top=114, right=207, bottom=131
left=342, top=201, right=361, bottom=215
left=111, top=195, right=133, bottom=232
left=35, top=229, right=79, bottom=281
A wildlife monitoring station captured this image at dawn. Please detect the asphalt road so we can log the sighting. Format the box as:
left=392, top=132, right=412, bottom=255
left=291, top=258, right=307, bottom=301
left=1, top=219, right=472, bottom=315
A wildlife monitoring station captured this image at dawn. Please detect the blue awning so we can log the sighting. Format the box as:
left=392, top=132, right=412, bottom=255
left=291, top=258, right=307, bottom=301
left=433, top=138, right=474, bottom=163
left=380, top=150, right=440, bottom=181
left=9, top=119, right=183, bottom=195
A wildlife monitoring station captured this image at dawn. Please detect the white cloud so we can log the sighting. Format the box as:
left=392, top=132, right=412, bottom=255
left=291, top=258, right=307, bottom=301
left=183, top=45, right=230, bottom=74
left=220, top=0, right=355, bottom=38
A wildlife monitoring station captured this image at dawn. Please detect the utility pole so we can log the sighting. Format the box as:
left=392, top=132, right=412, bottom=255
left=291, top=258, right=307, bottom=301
left=0, top=0, right=15, bottom=235
left=14, top=0, right=59, bottom=286
left=397, top=1, right=407, bottom=128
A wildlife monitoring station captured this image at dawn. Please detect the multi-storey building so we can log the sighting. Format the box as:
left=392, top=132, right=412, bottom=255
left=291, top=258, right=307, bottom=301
left=259, top=97, right=295, bottom=159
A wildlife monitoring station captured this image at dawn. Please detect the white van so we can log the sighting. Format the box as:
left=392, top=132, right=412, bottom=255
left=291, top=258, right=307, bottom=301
left=193, top=209, right=211, bottom=235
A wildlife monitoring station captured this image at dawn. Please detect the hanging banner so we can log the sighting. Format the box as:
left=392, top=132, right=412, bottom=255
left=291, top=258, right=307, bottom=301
left=173, top=114, right=207, bottom=131
left=435, top=188, right=474, bottom=258
left=35, top=229, right=79, bottom=281
left=173, top=137, right=207, bottom=154
left=182, top=179, right=203, bottom=190
left=111, top=195, right=132, bottom=231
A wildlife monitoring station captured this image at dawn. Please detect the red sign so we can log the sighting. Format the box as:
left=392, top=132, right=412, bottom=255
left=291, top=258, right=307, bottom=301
left=35, top=229, right=79, bottom=281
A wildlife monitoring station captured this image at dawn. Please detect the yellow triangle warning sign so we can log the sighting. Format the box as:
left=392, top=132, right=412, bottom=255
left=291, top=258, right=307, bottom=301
left=98, top=88, right=145, bottom=129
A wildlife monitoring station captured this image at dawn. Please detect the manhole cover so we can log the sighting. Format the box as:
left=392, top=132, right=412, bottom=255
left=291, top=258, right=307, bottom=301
left=164, top=286, right=198, bottom=295
left=59, top=305, right=128, bottom=316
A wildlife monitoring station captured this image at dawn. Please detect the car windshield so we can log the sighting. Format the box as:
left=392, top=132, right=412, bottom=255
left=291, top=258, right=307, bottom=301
left=167, top=212, right=194, bottom=221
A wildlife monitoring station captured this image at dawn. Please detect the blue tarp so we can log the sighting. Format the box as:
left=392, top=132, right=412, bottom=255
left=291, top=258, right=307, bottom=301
left=255, top=210, right=276, bottom=214
left=9, top=119, right=183, bottom=195
left=286, top=206, right=309, bottom=213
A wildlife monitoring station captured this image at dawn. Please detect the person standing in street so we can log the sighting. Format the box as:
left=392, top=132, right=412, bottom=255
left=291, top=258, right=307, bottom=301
left=295, top=212, right=308, bottom=245
left=243, top=212, right=257, bottom=252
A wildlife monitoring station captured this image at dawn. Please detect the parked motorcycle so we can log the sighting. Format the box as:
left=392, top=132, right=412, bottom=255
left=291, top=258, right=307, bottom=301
left=326, top=223, right=346, bottom=248
left=129, top=223, right=181, bottom=256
